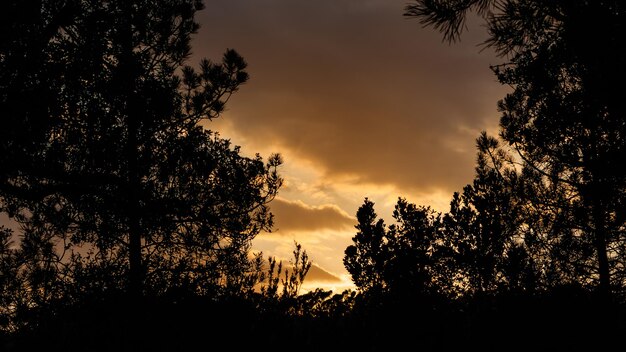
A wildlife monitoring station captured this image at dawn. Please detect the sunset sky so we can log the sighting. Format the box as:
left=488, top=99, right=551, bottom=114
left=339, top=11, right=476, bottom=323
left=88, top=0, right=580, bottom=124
left=194, top=0, right=509, bottom=292
left=0, top=0, right=508, bottom=293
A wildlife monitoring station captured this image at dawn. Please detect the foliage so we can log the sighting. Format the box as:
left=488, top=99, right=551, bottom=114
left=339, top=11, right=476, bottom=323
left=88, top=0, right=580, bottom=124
left=260, top=241, right=311, bottom=301
left=343, top=198, right=387, bottom=293
left=405, top=0, right=626, bottom=298
left=442, top=133, right=534, bottom=295
left=3, top=0, right=626, bottom=349
left=344, top=197, right=443, bottom=297
left=0, top=0, right=282, bottom=331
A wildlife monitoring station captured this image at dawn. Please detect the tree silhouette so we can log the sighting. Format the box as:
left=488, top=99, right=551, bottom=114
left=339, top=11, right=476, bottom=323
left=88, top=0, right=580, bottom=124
left=384, top=198, right=441, bottom=296
left=0, top=0, right=282, bottom=323
left=344, top=198, right=387, bottom=294
left=260, top=242, right=311, bottom=301
left=344, top=197, right=443, bottom=298
left=406, top=0, right=626, bottom=300
left=344, top=135, right=541, bottom=299
left=442, top=133, right=537, bottom=295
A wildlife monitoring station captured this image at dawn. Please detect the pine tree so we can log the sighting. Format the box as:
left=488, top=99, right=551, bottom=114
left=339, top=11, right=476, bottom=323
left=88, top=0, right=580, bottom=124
left=0, top=0, right=282, bottom=310
left=406, top=0, right=626, bottom=299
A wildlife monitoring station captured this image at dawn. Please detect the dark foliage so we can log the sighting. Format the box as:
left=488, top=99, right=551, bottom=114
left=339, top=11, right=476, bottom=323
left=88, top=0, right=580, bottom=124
left=3, top=0, right=626, bottom=351
left=406, top=0, right=626, bottom=300
left=0, top=0, right=282, bottom=332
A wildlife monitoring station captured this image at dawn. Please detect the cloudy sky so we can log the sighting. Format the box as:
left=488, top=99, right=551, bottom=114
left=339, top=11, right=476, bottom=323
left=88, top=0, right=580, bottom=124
left=0, top=0, right=508, bottom=292
left=192, top=0, right=509, bottom=292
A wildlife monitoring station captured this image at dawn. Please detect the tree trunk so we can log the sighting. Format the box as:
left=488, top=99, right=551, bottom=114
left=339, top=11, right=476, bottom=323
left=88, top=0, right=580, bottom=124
left=592, top=199, right=611, bottom=300
left=121, top=3, right=143, bottom=299
left=126, top=77, right=143, bottom=298
left=128, top=185, right=142, bottom=298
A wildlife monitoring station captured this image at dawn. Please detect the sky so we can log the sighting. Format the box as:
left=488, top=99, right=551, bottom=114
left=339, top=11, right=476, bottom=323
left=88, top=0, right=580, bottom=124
left=193, top=0, right=509, bottom=292
left=0, top=0, right=507, bottom=293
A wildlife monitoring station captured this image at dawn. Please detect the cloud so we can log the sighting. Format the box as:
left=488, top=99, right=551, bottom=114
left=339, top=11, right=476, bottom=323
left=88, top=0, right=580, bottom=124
left=305, top=263, right=343, bottom=283
left=302, top=264, right=355, bottom=292
left=195, top=0, right=507, bottom=196
left=270, top=197, right=355, bottom=233
left=192, top=1, right=508, bottom=291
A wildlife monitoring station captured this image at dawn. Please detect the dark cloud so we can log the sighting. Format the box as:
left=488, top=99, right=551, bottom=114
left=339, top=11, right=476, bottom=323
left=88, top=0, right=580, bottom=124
left=194, top=0, right=507, bottom=195
left=270, top=198, right=354, bottom=233
left=306, top=263, right=343, bottom=284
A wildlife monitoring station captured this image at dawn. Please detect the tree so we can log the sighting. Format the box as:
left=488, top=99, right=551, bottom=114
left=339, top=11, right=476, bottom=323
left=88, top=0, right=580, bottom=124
left=344, top=198, right=443, bottom=297
left=0, top=0, right=282, bottom=316
left=344, top=198, right=387, bottom=294
left=342, top=136, right=540, bottom=298
left=384, top=198, right=441, bottom=296
left=406, top=0, right=626, bottom=299
left=260, top=242, right=311, bottom=302
left=442, top=133, right=537, bottom=295
left=0, top=226, right=20, bottom=332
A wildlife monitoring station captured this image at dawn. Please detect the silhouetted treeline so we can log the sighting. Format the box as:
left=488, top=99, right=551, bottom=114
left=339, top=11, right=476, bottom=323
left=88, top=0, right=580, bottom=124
left=4, top=280, right=624, bottom=351
left=3, top=0, right=626, bottom=351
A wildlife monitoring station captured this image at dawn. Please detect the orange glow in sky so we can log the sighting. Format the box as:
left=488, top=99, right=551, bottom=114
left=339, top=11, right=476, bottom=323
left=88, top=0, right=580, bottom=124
left=0, top=0, right=508, bottom=293
left=190, top=0, right=508, bottom=291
